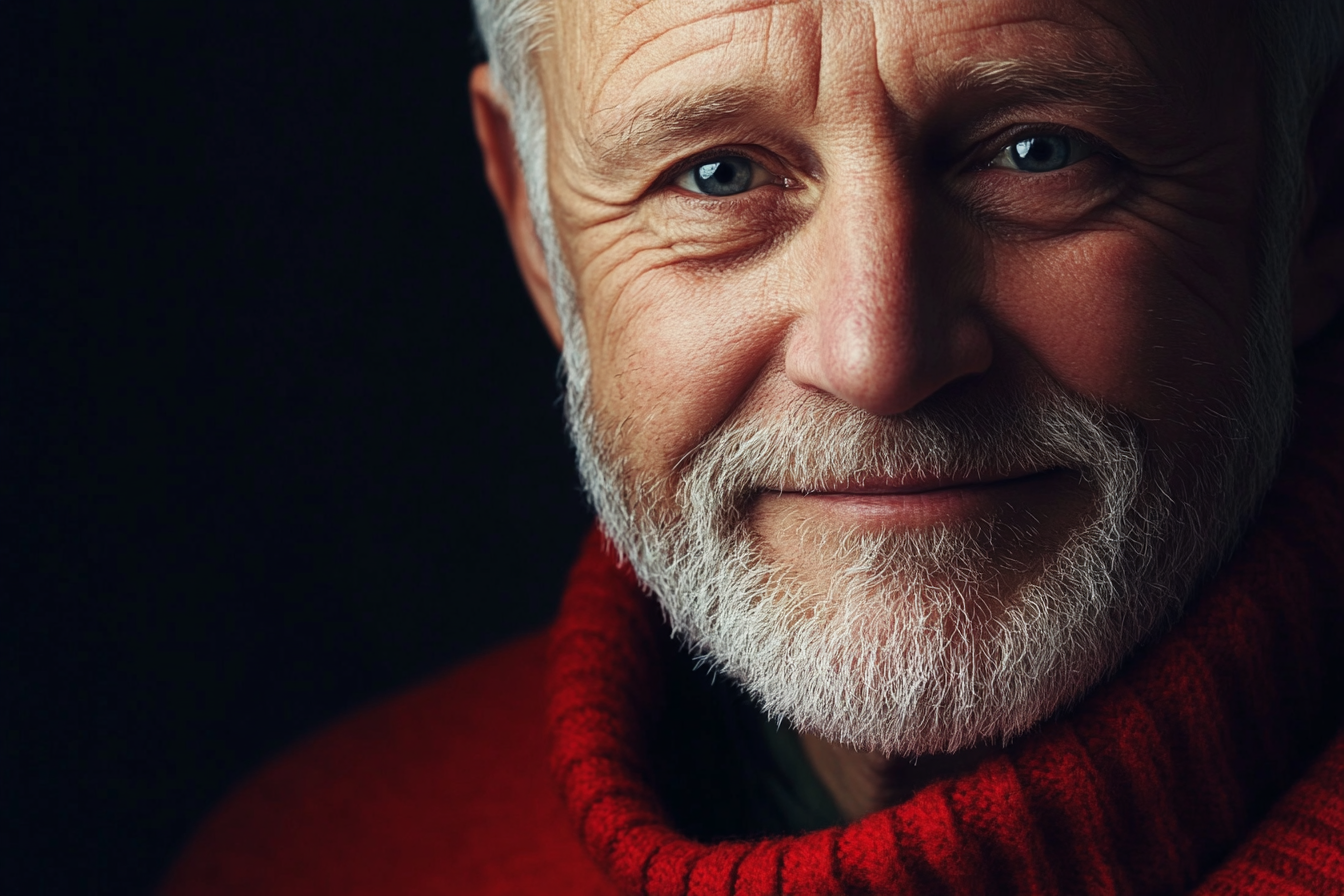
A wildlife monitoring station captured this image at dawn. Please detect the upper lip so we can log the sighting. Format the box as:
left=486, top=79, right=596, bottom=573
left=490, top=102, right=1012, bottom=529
left=781, top=469, right=1059, bottom=496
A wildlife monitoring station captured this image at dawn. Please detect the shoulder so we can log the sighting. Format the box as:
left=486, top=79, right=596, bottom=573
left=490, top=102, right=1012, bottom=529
left=160, top=633, right=616, bottom=896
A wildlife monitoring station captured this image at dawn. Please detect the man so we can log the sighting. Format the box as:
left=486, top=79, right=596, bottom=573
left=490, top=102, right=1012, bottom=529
left=163, top=0, right=1344, bottom=893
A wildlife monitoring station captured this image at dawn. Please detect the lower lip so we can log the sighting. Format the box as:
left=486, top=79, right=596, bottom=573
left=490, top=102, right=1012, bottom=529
left=756, top=469, right=1078, bottom=529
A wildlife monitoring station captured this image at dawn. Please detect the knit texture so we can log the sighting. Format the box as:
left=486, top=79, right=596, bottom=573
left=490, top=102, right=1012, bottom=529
left=546, top=372, right=1344, bottom=896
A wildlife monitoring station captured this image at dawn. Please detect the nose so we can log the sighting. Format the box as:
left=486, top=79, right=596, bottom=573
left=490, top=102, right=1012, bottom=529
left=785, top=171, right=993, bottom=416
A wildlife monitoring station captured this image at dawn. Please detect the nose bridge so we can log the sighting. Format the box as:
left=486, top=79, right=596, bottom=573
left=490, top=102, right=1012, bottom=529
left=822, top=163, right=926, bottom=358
left=786, top=153, right=988, bottom=417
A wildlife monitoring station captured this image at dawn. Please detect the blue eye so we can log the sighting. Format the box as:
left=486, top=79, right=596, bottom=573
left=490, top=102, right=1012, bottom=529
left=992, top=134, right=1095, bottom=173
left=676, top=155, right=764, bottom=196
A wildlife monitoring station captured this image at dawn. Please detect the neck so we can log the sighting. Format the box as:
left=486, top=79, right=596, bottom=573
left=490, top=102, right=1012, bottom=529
left=798, top=732, right=1002, bottom=821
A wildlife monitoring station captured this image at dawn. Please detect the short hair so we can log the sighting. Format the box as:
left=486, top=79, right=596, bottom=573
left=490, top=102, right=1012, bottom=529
left=470, top=0, right=571, bottom=342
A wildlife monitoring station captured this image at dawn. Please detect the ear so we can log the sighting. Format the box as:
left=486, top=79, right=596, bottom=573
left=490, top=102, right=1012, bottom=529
left=1291, top=62, right=1344, bottom=346
left=469, top=64, right=564, bottom=349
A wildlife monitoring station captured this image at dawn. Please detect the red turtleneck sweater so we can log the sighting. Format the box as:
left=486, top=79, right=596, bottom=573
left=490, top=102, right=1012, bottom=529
left=160, top=349, right=1344, bottom=896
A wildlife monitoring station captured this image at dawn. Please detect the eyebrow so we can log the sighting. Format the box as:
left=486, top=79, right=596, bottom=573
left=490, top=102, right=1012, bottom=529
left=586, top=85, right=768, bottom=168
left=585, top=54, right=1162, bottom=168
left=949, top=55, right=1163, bottom=114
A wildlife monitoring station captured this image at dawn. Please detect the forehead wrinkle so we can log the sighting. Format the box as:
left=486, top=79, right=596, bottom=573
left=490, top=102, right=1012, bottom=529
left=598, top=18, right=742, bottom=116
left=575, top=1, right=814, bottom=169
left=888, top=6, right=1156, bottom=90
left=608, top=0, right=793, bottom=32
left=585, top=0, right=809, bottom=105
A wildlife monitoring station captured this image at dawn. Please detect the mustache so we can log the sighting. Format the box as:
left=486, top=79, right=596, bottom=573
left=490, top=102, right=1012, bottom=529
left=673, top=383, right=1145, bottom=506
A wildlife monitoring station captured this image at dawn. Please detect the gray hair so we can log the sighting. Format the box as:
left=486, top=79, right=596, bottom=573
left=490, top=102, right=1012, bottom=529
left=469, top=0, right=587, bottom=391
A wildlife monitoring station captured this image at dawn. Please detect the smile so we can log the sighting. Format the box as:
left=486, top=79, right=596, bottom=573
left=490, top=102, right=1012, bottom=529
left=788, top=468, right=1069, bottom=497
left=759, top=469, right=1084, bottom=529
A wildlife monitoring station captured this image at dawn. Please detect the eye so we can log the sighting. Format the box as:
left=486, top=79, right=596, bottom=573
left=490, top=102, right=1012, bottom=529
left=989, top=133, right=1096, bottom=173
left=674, top=155, right=772, bottom=196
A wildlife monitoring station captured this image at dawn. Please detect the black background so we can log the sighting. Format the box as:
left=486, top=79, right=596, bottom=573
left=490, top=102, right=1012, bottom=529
left=4, top=3, right=592, bottom=893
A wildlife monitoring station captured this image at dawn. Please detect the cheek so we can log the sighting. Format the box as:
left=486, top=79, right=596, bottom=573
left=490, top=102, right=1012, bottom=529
left=990, top=232, right=1254, bottom=423
left=581, top=261, right=790, bottom=472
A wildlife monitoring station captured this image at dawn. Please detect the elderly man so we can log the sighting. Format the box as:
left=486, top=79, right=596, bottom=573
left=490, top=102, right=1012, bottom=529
left=164, top=0, right=1344, bottom=893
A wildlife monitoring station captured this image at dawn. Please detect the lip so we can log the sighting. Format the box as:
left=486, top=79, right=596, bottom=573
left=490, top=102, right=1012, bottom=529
left=756, top=468, right=1081, bottom=529
left=779, top=468, right=1063, bottom=496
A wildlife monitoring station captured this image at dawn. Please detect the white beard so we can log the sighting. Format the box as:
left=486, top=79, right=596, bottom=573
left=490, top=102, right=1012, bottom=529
left=564, top=367, right=1282, bottom=757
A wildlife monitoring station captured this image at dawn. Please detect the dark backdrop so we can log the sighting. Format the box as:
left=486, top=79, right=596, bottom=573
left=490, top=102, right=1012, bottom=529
left=4, top=3, right=592, bottom=894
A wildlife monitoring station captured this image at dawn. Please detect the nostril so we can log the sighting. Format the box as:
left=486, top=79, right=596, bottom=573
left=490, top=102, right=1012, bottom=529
left=786, top=296, right=994, bottom=417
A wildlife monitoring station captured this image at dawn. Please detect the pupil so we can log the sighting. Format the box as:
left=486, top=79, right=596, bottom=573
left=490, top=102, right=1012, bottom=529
left=694, top=157, right=752, bottom=195
left=1012, top=136, right=1069, bottom=172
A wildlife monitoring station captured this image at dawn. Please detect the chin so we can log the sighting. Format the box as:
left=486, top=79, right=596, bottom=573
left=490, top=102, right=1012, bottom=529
left=569, top=355, right=1280, bottom=756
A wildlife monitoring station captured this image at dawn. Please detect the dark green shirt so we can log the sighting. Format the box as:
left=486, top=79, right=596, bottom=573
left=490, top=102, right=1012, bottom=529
left=650, top=641, right=844, bottom=840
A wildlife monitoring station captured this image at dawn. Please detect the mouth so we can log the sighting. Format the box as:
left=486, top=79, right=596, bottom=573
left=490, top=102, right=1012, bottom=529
left=785, top=468, right=1068, bottom=497
left=755, top=468, right=1086, bottom=530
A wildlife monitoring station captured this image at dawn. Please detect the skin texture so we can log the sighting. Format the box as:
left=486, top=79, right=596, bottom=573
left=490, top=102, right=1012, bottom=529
left=473, top=0, right=1344, bottom=821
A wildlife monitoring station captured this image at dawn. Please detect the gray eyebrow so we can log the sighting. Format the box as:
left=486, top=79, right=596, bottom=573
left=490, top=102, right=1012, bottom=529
left=584, top=55, right=1160, bottom=167
left=584, top=85, right=770, bottom=167
left=950, top=55, right=1162, bottom=113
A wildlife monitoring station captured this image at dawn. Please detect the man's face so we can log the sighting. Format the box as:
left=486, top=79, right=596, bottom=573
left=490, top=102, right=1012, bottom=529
left=533, top=0, right=1288, bottom=752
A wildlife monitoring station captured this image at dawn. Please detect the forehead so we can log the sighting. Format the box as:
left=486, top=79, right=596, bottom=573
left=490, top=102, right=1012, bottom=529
left=544, top=0, right=1235, bottom=139
left=534, top=0, right=1247, bottom=163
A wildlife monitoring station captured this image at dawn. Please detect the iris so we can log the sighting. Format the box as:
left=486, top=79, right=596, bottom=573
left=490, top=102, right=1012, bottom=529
left=693, top=157, right=754, bottom=195
left=1008, top=135, right=1072, bottom=172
